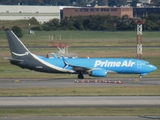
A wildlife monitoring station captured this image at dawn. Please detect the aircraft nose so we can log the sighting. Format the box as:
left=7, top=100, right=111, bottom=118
left=151, top=65, right=157, bottom=71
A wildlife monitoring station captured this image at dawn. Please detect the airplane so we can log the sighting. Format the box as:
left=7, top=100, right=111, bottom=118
left=4, top=30, right=157, bottom=79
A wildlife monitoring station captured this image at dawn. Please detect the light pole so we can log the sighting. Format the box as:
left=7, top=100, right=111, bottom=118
left=134, top=19, right=145, bottom=59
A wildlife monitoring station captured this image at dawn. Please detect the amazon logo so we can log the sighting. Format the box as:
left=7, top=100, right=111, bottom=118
left=12, top=52, right=29, bottom=56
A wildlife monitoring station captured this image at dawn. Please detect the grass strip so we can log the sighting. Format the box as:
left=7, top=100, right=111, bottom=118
left=0, top=30, right=160, bottom=47
left=0, top=108, right=160, bottom=116
left=0, top=86, right=160, bottom=97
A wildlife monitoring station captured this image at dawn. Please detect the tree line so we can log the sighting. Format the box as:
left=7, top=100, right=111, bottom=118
left=0, top=0, right=126, bottom=6
left=0, top=0, right=160, bottom=6
left=32, top=14, right=160, bottom=31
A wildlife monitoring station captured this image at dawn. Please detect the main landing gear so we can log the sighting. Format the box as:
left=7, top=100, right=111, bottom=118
left=78, top=72, right=84, bottom=79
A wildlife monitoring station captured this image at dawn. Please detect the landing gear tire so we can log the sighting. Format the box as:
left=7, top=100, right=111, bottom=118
left=78, top=74, right=84, bottom=79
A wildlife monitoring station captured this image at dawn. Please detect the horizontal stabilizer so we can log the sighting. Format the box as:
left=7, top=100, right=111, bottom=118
left=3, top=57, right=24, bottom=62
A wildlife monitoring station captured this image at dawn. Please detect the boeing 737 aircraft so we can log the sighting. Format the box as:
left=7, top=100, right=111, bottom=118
left=4, top=30, right=157, bottom=79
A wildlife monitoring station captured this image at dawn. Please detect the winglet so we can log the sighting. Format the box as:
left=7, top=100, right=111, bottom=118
left=52, top=53, right=57, bottom=58
left=62, top=56, right=69, bottom=69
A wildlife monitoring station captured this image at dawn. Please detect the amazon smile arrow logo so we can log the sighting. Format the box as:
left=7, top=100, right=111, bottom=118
left=12, top=52, right=29, bottom=56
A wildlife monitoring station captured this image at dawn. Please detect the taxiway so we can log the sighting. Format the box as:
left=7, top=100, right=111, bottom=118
left=0, top=96, right=160, bottom=108
left=0, top=78, right=159, bottom=88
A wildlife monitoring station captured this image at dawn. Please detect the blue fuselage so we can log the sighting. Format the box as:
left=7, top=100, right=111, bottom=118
left=33, top=56, right=157, bottom=75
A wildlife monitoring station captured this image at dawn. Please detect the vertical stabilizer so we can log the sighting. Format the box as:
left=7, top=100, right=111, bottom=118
left=5, top=30, right=31, bottom=59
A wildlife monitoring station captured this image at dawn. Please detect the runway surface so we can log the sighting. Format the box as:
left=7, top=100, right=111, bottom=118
left=0, top=78, right=160, bottom=88
left=0, top=96, right=160, bottom=108
left=0, top=78, right=160, bottom=120
left=0, top=78, right=160, bottom=108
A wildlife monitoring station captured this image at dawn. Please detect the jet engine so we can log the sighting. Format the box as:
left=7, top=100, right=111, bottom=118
left=89, top=69, right=107, bottom=77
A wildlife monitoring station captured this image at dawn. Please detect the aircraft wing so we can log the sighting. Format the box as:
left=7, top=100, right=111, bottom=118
left=69, top=64, right=91, bottom=72
left=62, top=56, right=91, bottom=72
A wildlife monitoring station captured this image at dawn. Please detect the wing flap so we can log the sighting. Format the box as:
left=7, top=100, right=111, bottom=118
left=70, top=64, right=91, bottom=72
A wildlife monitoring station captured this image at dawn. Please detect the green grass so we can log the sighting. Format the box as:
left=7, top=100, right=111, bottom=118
left=0, top=30, right=160, bottom=47
left=0, top=108, right=160, bottom=116
left=0, top=20, right=34, bottom=30
left=0, top=86, right=160, bottom=97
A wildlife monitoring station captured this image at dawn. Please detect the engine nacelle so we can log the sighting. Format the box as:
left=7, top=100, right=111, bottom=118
left=89, top=69, right=107, bottom=77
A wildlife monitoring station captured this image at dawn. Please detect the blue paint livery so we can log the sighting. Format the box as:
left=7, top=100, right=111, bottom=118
left=4, top=30, right=157, bottom=79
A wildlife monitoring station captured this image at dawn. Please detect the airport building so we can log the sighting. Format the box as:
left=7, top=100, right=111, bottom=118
left=0, top=5, right=60, bottom=23
left=127, top=0, right=151, bottom=5
left=62, top=7, right=133, bottom=19
left=62, top=7, right=160, bottom=19
left=0, top=5, right=160, bottom=22
left=133, top=8, right=160, bottom=18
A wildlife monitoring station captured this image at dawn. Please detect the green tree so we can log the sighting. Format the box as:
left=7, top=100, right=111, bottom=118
left=0, top=0, right=20, bottom=5
left=78, top=0, right=87, bottom=6
left=73, top=16, right=84, bottom=30
left=108, top=0, right=127, bottom=6
left=116, top=15, right=135, bottom=31
left=83, top=15, right=100, bottom=30
left=98, top=0, right=108, bottom=6
left=147, top=14, right=160, bottom=22
left=21, top=0, right=37, bottom=5
left=43, top=18, right=61, bottom=30
left=151, top=0, right=160, bottom=6
left=12, top=26, right=23, bottom=38
left=58, top=0, right=70, bottom=5
left=143, top=20, right=158, bottom=31
left=29, top=17, right=40, bottom=25
left=142, top=14, right=160, bottom=31
left=61, top=16, right=76, bottom=30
